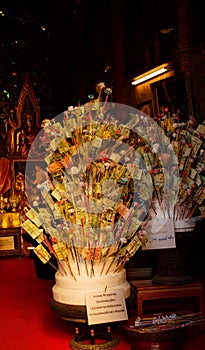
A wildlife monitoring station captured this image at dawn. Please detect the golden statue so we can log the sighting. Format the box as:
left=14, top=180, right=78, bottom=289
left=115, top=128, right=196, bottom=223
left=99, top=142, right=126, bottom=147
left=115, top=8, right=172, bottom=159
left=7, top=73, right=41, bottom=156
left=15, top=172, right=25, bottom=192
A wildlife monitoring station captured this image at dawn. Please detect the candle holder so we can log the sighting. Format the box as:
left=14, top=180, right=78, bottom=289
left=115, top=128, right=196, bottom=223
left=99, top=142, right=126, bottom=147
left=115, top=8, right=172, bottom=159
left=70, top=325, right=119, bottom=350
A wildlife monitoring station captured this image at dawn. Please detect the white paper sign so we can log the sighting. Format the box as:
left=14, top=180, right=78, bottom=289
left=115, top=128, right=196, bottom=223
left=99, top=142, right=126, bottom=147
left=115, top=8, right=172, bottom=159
left=143, top=218, right=176, bottom=250
left=85, top=288, right=128, bottom=325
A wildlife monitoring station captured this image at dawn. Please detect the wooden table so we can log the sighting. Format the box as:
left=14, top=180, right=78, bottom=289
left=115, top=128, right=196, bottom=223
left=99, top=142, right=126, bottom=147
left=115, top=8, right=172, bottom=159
left=130, top=280, right=205, bottom=333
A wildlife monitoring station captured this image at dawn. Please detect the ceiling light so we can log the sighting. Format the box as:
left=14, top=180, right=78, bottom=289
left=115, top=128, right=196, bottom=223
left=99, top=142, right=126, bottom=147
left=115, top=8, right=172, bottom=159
left=131, top=64, right=170, bottom=86
left=160, top=28, right=174, bottom=34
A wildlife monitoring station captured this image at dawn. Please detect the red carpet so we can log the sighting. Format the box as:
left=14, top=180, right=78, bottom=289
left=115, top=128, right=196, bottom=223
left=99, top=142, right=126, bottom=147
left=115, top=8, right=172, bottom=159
left=0, top=257, right=205, bottom=350
left=0, top=257, right=130, bottom=350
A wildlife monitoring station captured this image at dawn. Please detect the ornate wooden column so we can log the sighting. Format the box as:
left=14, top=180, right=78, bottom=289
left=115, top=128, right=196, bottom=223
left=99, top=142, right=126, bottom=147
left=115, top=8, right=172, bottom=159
left=176, top=0, right=193, bottom=117
left=111, top=0, right=127, bottom=104
left=177, top=0, right=193, bottom=74
left=50, top=0, right=86, bottom=113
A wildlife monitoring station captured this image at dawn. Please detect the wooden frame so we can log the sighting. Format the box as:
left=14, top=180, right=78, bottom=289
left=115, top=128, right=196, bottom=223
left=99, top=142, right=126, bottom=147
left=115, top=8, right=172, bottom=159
left=0, top=227, right=22, bottom=257
left=151, top=73, right=193, bottom=119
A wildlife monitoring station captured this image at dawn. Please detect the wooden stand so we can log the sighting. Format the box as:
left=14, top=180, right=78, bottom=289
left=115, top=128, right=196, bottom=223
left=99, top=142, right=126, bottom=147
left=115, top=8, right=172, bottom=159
left=124, top=315, right=184, bottom=350
left=124, top=280, right=205, bottom=349
left=130, top=280, right=205, bottom=333
left=130, top=338, right=183, bottom=350
left=152, top=230, right=195, bottom=285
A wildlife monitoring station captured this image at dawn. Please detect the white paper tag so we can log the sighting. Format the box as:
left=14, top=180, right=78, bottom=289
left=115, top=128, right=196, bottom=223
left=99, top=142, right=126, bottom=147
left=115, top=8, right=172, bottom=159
left=143, top=218, right=176, bottom=250
left=85, top=288, right=128, bottom=325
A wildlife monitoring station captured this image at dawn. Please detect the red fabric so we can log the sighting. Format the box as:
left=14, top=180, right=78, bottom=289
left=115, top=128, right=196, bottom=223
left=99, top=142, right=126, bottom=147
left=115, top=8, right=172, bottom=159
left=0, top=258, right=129, bottom=350
left=0, top=157, right=11, bottom=194
left=0, top=258, right=204, bottom=350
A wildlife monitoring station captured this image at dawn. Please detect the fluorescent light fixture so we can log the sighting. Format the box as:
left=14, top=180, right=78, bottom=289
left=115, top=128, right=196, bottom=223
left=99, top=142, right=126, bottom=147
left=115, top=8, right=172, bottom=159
left=132, top=64, right=170, bottom=86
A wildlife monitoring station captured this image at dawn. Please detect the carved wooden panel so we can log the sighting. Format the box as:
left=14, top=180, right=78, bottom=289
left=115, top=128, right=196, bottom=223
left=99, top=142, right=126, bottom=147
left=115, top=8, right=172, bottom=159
left=8, top=72, right=41, bottom=156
